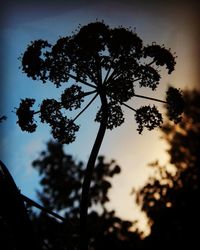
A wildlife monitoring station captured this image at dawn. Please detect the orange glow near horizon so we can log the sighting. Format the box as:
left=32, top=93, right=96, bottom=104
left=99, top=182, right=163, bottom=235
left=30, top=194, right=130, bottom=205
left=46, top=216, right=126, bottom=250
left=101, top=10, right=199, bottom=232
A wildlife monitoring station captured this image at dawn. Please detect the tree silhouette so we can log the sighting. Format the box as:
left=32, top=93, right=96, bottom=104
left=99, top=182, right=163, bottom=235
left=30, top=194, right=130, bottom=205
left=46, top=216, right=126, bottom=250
left=16, top=21, right=184, bottom=249
left=29, top=140, right=142, bottom=250
left=135, top=90, right=200, bottom=248
left=0, top=161, right=42, bottom=250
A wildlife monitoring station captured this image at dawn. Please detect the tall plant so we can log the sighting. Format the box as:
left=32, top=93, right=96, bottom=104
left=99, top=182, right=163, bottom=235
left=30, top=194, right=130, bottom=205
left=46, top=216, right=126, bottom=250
left=16, top=21, right=184, bottom=250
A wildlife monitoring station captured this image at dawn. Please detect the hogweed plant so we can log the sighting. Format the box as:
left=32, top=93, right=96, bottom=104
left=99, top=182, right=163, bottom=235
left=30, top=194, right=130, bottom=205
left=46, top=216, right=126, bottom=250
left=16, top=21, right=184, bottom=250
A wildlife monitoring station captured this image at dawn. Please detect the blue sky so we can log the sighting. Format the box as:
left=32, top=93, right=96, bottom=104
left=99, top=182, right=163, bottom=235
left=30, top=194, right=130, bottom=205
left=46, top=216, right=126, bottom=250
left=0, top=0, right=199, bottom=231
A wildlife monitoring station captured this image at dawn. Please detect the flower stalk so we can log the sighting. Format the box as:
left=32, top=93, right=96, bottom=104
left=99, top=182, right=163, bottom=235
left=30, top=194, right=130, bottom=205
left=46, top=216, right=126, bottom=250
left=80, top=91, right=108, bottom=250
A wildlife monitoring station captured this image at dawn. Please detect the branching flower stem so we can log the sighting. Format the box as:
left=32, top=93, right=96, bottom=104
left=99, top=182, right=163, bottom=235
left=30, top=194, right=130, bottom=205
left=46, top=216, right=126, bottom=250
left=122, top=102, right=137, bottom=112
left=80, top=90, right=108, bottom=250
left=72, top=93, right=98, bottom=123
left=33, top=90, right=97, bottom=115
left=122, top=94, right=166, bottom=113
left=102, top=56, right=116, bottom=85
left=67, top=73, right=96, bottom=88
left=105, top=66, right=120, bottom=84
left=133, top=94, right=167, bottom=104
left=104, top=58, right=157, bottom=86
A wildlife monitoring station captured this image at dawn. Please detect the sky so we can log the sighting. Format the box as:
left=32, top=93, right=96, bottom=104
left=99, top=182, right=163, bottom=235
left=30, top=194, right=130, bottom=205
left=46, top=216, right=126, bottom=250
left=0, top=0, right=199, bottom=232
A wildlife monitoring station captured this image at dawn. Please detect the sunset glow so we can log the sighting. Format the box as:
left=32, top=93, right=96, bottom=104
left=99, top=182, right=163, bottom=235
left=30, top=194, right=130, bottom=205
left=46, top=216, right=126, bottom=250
left=0, top=0, right=199, bottom=234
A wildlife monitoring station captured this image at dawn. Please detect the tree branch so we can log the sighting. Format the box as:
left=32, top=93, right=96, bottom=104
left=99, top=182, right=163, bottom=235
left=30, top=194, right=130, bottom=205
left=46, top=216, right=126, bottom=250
left=21, top=194, right=66, bottom=222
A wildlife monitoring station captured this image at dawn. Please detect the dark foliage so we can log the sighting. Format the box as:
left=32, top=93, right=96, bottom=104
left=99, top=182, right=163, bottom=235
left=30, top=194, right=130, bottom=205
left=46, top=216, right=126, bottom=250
left=136, top=90, right=200, bottom=248
left=32, top=141, right=123, bottom=213
left=30, top=141, right=142, bottom=250
left=166, top=87, right=185, bottom=123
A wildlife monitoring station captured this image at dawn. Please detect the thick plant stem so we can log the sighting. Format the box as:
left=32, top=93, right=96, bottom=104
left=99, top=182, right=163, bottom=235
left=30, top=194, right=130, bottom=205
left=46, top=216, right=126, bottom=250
left=80, top=92, right=108, bottom=250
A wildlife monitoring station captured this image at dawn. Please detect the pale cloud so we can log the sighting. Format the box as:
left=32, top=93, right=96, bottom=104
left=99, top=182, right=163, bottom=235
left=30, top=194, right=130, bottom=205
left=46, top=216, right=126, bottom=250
left=25, top=138, right=45, bottom=158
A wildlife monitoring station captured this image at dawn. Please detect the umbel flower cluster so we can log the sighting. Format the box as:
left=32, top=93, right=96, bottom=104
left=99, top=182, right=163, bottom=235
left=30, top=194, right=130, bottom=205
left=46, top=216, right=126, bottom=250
left=16, top=21, right=184, bottom=143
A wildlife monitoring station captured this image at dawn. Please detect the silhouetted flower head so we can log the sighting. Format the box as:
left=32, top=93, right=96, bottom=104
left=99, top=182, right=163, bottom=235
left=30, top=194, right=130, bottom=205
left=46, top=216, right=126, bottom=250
left=17, top=21, right=182, bottom=143
left=95, top=101, right=124, bottom=130
left=135, top=105, right=163, bottom=134
left=39, top=99, right=80, bottom=143
left=51, top=118, right=79, bottom=144
left=136, top=65, right=161, bottom=90
left=22, top=40, right=51, bottom=83
left=166, top=87, right=185, bottom=123
left=106, top=78, right=135, bottom=103
left=40, top=99, right=61, bottom=123
left=143, top=45, right=176, bottom=74
left=16, top=98, right=37, bottom=132
left=61, top=85, right=84, bottom=110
